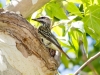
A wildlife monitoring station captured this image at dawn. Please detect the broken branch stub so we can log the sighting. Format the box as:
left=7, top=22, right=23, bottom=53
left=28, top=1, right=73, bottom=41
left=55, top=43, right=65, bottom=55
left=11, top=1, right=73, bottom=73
left=0, top=10, right=58, bottom=75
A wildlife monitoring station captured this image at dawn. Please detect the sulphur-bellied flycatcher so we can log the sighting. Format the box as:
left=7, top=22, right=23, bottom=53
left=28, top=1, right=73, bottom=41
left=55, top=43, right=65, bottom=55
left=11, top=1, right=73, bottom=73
left=32, top=17, right=70, bottom=59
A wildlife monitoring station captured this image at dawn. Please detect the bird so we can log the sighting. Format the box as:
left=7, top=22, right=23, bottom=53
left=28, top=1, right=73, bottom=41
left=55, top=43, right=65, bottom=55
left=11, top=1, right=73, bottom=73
left=32, top=17, right=70, bottom=59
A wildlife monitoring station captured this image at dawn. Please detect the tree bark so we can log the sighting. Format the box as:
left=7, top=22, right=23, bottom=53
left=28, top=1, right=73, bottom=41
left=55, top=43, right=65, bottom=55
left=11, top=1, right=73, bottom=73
left=0, top=10, right=58, bottom=75
left=4, top=0, right=50, bottom=18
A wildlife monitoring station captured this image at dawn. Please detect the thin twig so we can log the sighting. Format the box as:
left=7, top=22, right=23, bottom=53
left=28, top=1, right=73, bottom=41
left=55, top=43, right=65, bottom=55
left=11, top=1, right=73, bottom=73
left=79, top=39, right=98, bottom=75
left=74, top=52, right=100, bottom=75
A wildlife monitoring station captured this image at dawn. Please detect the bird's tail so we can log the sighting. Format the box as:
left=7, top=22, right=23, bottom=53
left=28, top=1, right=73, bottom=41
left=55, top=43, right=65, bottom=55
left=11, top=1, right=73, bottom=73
left=60, top=49, right=70, bottom=59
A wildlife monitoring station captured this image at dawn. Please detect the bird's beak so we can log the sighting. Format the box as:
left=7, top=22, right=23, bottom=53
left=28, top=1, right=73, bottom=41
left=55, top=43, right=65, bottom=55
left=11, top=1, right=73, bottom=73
left=32, top=18, right=38, bottom=21
left=32, top=18, right=43, bottom=22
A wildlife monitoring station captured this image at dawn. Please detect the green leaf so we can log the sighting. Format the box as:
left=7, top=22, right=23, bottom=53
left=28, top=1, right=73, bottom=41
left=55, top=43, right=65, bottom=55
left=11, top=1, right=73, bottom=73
left=45, top=4, right=53, bottom=17
left=61, top=53, right=69, bottom=68
left=68, top=31, right=79, bottom=57
left=81, top=0, right=90, bottom=4
left=68, top=27, right=88, bottom=58
left=59, top=25, right=66, bottom=36
left=71, top=31, right=79, bottom=57
left=52, top=25, right=65, bottom=36
left=45, top=1, right=68, bottom=19
left=58, top=39, right=72, bottom=48
left=0, top=3, right=3, bottom=8
left=66, top=2, right=83, bottom=18
left=97, top=0, right=100, bottom=4
left=66, top=0, right=82, bottom=3
left=83, top=5, right=100, bottom=44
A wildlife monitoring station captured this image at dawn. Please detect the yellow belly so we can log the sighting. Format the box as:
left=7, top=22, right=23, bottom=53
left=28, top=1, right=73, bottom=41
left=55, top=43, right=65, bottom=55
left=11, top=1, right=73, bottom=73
left=42, top=37, right=60, bottom=52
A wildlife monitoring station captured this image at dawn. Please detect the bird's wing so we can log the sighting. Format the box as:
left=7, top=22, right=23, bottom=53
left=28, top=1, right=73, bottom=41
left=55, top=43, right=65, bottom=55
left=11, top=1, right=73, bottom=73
left=38, top=26, right=62, bottom=50
left=38, top=26, right=70, bottom=59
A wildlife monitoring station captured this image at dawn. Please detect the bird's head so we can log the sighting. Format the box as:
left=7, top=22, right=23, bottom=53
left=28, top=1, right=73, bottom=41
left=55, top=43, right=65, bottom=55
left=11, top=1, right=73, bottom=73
left=32, top=17, right=51, bottom=27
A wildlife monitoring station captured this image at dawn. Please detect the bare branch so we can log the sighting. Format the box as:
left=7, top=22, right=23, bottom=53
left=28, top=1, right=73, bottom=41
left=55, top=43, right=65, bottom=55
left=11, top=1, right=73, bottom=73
left=4, top=0, right=50, bottom=18
left=74, top=52, right=100, bottom=75
left=79, top=39, right=98, bottom=75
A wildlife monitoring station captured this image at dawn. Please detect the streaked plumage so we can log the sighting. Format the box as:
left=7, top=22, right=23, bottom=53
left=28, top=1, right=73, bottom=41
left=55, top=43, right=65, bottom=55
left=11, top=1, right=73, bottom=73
left=32, top=17, right=70, bottom=59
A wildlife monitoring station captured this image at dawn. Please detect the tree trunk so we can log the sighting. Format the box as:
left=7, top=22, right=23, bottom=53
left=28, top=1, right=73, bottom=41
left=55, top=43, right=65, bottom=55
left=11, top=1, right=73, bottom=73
left=0, top=10, right=58, bottom=75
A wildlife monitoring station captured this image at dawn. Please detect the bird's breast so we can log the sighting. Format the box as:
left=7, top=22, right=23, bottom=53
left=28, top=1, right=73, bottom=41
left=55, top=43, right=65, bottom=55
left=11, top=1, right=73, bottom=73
left=42, top=37, right=60, bottom=52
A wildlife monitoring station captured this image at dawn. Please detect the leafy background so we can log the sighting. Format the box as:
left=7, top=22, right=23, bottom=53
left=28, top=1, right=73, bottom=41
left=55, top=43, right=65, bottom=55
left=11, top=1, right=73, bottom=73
left=1, top=0, right=100, bottom=75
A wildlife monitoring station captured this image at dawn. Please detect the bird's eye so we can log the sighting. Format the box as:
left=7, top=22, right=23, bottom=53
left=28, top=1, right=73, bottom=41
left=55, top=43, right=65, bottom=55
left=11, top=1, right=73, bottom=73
left=41, top=17, right=45, bottom=19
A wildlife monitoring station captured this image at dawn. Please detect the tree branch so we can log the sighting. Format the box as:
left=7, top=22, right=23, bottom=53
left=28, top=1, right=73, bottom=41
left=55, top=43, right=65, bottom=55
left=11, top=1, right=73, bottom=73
left=4, top=0, right=50, bottom=18
left=74, top=52, right=100, bottom=75
left=79, top=39, right=98, bottom=75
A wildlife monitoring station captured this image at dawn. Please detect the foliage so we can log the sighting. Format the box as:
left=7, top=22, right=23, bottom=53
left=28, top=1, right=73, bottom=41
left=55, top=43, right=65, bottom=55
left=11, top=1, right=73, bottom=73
left=30, top=0, right=100, bottom=75
left=1, top=0, right=100, bottom=74
left=0, top=2, right=3, bottom=8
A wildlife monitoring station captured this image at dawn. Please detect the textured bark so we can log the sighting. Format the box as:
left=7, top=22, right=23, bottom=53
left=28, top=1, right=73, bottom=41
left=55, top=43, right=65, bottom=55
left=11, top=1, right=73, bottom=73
left=0, top=10, right=58, bottom=75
